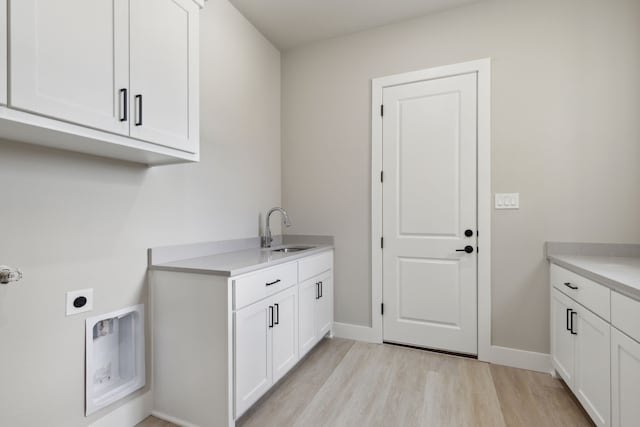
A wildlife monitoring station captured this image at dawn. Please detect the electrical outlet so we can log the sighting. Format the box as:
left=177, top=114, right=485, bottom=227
left=495, top=193, right=520, bottom=209
left=66, top=288, right=93, bottom=316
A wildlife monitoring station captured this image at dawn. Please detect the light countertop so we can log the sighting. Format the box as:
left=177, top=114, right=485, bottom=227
left=547, top=248, right=640, bottom=301
left=149, top=236, right=333, bottom=277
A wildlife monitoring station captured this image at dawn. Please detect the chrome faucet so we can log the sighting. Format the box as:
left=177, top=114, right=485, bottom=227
left=261, top=207, right=292, bottom=248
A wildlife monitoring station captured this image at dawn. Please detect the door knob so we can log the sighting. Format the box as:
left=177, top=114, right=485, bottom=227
left=455, top=246, right=474, bottom=254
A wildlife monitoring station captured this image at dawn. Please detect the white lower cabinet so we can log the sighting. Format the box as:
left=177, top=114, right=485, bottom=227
left=551, top=286, right=611, bottom=427
left=551, top=289, right=575, bottom=384
left=574, top=305, right=610, bottom=426
left=272, top=287, right=299, bottom=383
left=298, top=277, right=320, bottom=357
left=152, top=249, right=333, bottom=426
left=298, top=270, right=333, bottom=358
left=611, top=327, right=640, bottom=427
left=234, top=296, right=273, bottom=417
left=235, top=285, right=298, bottom=418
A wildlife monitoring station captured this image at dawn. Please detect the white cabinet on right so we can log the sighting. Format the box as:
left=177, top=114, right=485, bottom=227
left=298, top=252, right=334, bottom=358
left=573, top=305, right=611, bottom=426
left=551, top=264, right=612, bottom=426
left=551, top=288, right=610, bottom=426
left=611, top=328, right=640, bottom=427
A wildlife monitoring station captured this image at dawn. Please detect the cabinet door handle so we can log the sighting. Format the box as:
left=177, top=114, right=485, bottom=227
left=274, top=303, right=279, bottom=325
left=570, top=311, right=577, bottom=335
left=566, top=308, right=572, bottom=332
left=268, top=306, right=274, bottom=328
left=319, top=281, right=323, bottom=298
left=564, top=282, right=578, bottom=290
left=119, top=88, right=128, bottom=122
left=316, top=282, right=320, bottom=300
left=266, top=279, right=281, bottom=287
left=135, top=94, right=143, bottom=126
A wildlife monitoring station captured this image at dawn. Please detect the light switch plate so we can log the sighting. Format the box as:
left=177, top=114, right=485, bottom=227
left=66, top=288, right=93, bottom=316
left=495, top=193, right=520, bottom=209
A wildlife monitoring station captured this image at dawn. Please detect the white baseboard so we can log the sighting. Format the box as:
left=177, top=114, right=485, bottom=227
left=333, top=322, right=552, bottom=374
left=89, top=391, right=152, bottom=427
left=332, top=322, right=378, bottom=342
left=489, top=345, right=552, bottom=373
left=151, top=410, right=200, bottom=427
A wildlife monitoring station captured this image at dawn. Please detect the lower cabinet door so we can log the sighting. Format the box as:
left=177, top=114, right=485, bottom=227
left=234, top=298, right=272, bottom=418
left=551, top=289, right=575, bottom=385
left=574, top=306, right=611, bottom=427
left=611, top=327, right=640, bottom=427
left=316, top=272, right=333, bottom=338
left=298, top=277, right=318, bottom=357
left=272, top=286, right=299, bottom=383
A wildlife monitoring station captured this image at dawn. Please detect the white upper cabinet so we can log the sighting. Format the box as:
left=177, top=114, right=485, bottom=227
left=10, top=0, right=129, bottom=135
left=2, top=0, right=202, bottom=165
left=0, top=0, right=7, bottom=105
left=129, top=0, right=199, bottom=153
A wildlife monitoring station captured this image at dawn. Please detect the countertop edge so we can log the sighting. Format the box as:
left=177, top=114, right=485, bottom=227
left=149, top=245, right=334, bottom=278
left=548, top=255, right=640, bottom=302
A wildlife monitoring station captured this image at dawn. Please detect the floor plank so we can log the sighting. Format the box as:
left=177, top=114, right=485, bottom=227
left=138, top=339, right=594, bottom=427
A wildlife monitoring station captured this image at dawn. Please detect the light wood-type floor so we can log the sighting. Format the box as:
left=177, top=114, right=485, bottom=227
left=137, top=338, right=593, bottom=427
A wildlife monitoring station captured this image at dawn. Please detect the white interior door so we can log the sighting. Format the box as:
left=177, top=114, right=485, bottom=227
left=0, top=0, right=6, bottom=105
left=129, top=0, right=199, bottom=153
left=10, top=0, right=129, bottom=134
left=382, top=72, right=478, bottom=355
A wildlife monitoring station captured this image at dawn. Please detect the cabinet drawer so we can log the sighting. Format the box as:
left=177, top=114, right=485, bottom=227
left=612, top=291, right=640, bottom=342
left=550, top=264, right=610, bottom=320
left=299, top=250, right=333, bottom=282
left=233, top=262, right=297, bottom=310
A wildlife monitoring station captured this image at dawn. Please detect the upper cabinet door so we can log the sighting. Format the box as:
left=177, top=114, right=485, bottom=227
left=129, top=0, right=199, bottom=153
left=1, top=0, right=7, bottom=105
left=10, top=0, right=129, bottom=134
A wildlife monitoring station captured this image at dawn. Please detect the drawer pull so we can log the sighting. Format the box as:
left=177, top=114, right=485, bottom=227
left=274, top=303, right=279, bottom=325
left=265, top=279, right=281, bottom=287
left=564, top=282, right=579, bottom=290
left=269, top=306, right=274, bottom=328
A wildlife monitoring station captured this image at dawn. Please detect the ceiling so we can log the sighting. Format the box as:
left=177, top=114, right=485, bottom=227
left=230, top=0, right=482, bottom=50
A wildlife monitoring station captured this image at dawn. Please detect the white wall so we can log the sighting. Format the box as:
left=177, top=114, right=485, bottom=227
left=282, top=0, right=640, bottom=353
left=0, top=1, right=281, bottom=425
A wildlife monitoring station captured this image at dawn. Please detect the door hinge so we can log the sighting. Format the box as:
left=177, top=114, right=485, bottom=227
left=381, top=237, right=384, bottom=249
left=381, top=303, right=384, bottom=315
left=380, top=170, right=384, bottom=183
left=380, top=104, right=384, bottom=117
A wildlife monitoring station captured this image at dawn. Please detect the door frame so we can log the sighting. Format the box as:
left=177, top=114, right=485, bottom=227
left=371, top=58, right=491, bottom=361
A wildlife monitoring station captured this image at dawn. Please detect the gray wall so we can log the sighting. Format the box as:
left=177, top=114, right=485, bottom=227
left=0, top=1, right=281, bottom=425
left=282, top=0, right=640, bottom=353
